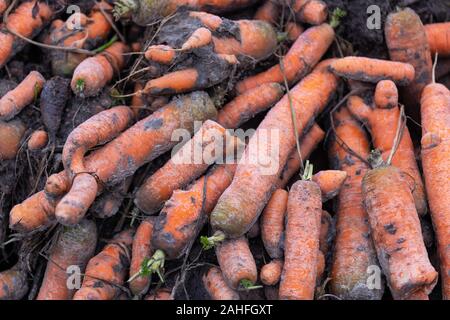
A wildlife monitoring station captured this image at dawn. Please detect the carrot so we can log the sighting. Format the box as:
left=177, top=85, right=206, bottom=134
left=144, top=45, right=176, bottom=65
left=0, top=119, right=26, bottom=160
left=0, top=1, right=9, bottom=16
left=134, top=120, right=234, bottom=214
left=141, top=68, right=201, bottom=96
left=73, top=229, right=134, bottom=300
left=215, top=236, right=258, bottom=289
left=28, top=130, right=48, bottom=151
left=285, top=22, right=304, bottom=42
left=188, top=11, right=223, bottom=30
left=203, top=266, right=240, bottom=300
left=385, top=8, right=433, bottom=121
left=260, top=189, right=288, bottom=259
left=144, top=288, right=173, bottom=300
left=216, top=83, right=284, bottom=129
left=312, top=170, right=347, bottom=202
left=276, top=123, right=325, bottom=188
left=279, top=174, right=322, bottom=300
left=329, top=57, right=415, bottom=85
left=420, top=82, right=450, bottom=299
left=56, top=106, right=135, bottom=226
left=260, top=259, right=283, bottom=286
left=319, top=210, right=332, bottom=256
left=181, top=27, right=212, bottom=51
left=236, top=24, right=335, bottom=93
left=362, top=152, right=438, bottom=299
left=210, top=60, right=338, bottom=238
left=425, top=22, right=450, bottom=56
left=0, top=1, right=53, bottom=68
left=37, top=220, right=97, bottom=300
left=289, top=0, right=328, bottom=25
left=0, top=261, right=28, bottom=300
left=71, top=42, right=129, bottom=97
left=10, top=92, right=217, bottom=232
left=328, top=106, right=383, bottom=300
left=129, top=217, right=155, bottom=296
left=0, top=71, right=45, bottom=120
left=347, top=81, right=427, bottom=216
left=254, top=0, right=280, bottom=25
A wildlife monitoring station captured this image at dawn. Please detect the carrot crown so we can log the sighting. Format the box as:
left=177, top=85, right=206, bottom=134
left=128, top=249, right=166, bottom=284
left=200, top=231, right=226, bottom=250
left=301, top=160, right=314, bottom=181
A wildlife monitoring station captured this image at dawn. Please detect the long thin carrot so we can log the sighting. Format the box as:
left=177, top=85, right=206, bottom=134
left=0, top=261, right=28, bottom=300
left=210, top=60, right=338, bottom=238
left=425, top=22, right=450, bottom=56
left=0, top=1, right=53, bottom=68
left=328, top=107, right=383, bottom=300
left=0, top=119, right=26, bottom=160
left=329, top=57, right=415, bottom=85
left=420, top=82, right=450, bottom=299
left=0, top=71, right=45, bottom=120
left=347, top=81, right=427, bottom=216
left=73, top=229, right=134, bottom=300
left=37, top=220, right=97, bottom=300
left=236, top=24, right=335, bottom=93
left=362, top=153, right=437, bottom=299
left=203, top=266, right=240, bottom=300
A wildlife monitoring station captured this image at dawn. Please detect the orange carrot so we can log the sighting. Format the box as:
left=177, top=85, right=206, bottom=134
left=279, top=177, right=322, bottom=300
left=211, top=60, right=338, bottom=238
left=362, top=153, right=437, bottom=300
left=236, top=24, right=335, bottom=93
left=260, top=189, right=288, bottom=259
left=73, top=229, right=134, bottom=300
left=71, top=42, right=129, bottom=97
left=129, top=217, right=155, bottom=296
left=0, top=119, right=26, bottom=160
left=347, top=81, right=427, bottom=216
left=216, top=83, right=284, bottom=129
left=420, top=82, right=450, bottom=299
left=312, top=170, right=347, bottom=202
left=385, top=8, right=433, bottom=120
left=285, top=22, right=304, bottom=42
left=425, top=22, right=450, bottom=56
left=141, top=68, right=200, bottom=96
left=189, top=11, right=223, bottom=30
left=328, top=106, right=383, bottom=300
left=28, top=130, right=48, bottom=151
left=181, top=27, right=212, bottom=51
left=215, top=236, right=257, bottom=289
left=0, top=71, right=45, bottom=120
left=37, top=220, right=97, bottom=300
left=134, top=120, right=233, bottom=214
left=0, top=1, right=53, bottom=68
left=254, top=0, right=280, bottom=25
left=260, top=259, right=283, bottom=286
left=290, top=0, right=328, bottom=25
left=203, top=266, right=240, bottom=300
left=0, top=261, right=28, bottom=300
left=144, top=45, right=176, bottom=65
left=329, top=57, right=415, bottom=85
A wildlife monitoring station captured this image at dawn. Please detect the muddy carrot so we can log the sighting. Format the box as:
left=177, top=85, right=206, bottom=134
left=425, top=22, right=450, bottom=56
left=236, top=24, right=335, bottom=93
left=0, top=261, right=28, bottom=300
left=28, top=130, right=48, bottom=151
left=420, top=82, right=450, bottom=299
left=211, top=60, right=338, bottom=238
left=312, top=170, right=347, bottom=202
left=0, top=119, right=26, bottom=160
left=260, top=189, right=288, bottom=259
left=0, top=71, right=45, bottom=120
left=203, top=266, right=240, bottom=300
left=260, top=259, right=283, bottom=286
left=73, top=229, right=134, bottom=300
left=37, top=220, right=97, bottom=300
left=329, top=57, right=415, bottom=85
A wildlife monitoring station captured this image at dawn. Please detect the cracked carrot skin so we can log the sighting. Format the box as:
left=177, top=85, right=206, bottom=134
left=216, top=82, right=284, bottom=129
left=420, top=83, right=450, bottom=300
left=0, top=71, right=45, bottom=120
left=347, top=81, right=427, bottom=216
left=260, top=189, right=288, bottom=259
left=134, top=120, right=231, bottom=214
left=329, top=57, right=415, bottom=86
left=0, top=1, right=53, bottom=68
left=10, top=92, right=217, bottom=232
left=362, top=165, right=438, bottom=300
left=425, top=22, right=450, bottom=56
left=37, top=220, right=97, bottom=300
left=129, top=217, right=155, bottom=296
left=290, top=0, right=328, bottom=25
left=211, top=60, right=338, bottom=239
left=279, top=179, right=322, bottom=300
left=0, top=262, right=28, bottom=300
left=260, top=259, right=283, bottom=286
left=312, top=170, right=347, bottom=202
left=203, top=266, right=240, bottom=300
left=152, top=164, right=237, bottom=260
left=328, top=107, right=383, bottom=300
left=236, top=24, right=335, bottom=93
left=0, top=119, right=26, bottom=160
left=215, top=237, right=257, bottom=289
left=71, top=42, right=129, bottom=97
left=73, top=229, right=134, bottom=300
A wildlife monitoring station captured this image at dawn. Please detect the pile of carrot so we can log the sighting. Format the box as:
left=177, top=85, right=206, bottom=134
left=0, top=0, right=449, bottom=302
